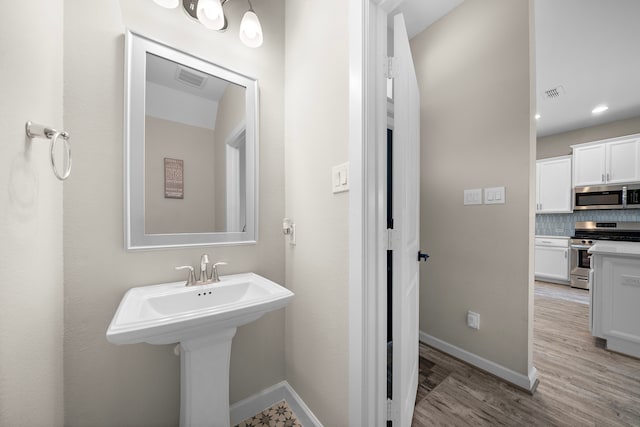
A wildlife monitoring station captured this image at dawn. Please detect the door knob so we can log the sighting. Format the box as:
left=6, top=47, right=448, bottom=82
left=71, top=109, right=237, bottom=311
left=418, top=251, right=430, bottom=262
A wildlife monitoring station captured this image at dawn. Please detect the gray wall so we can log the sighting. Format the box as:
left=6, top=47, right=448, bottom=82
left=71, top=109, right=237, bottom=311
left=412, top=0, right=535, bottom=376
left=284, top=0, right=349, bottom=424
left=537, top=115, right=640, bottom=159
left=145, top=117, right=217, bottom=233
left=63, top=0, right=285, bottom=425
left=214, top=83, right=247, bottom=231
left=0, top=0, right=64, bottom=425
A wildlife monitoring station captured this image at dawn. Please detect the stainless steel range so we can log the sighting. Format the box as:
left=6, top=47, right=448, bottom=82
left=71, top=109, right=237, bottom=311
left=570, top=221, right=640, bottom=289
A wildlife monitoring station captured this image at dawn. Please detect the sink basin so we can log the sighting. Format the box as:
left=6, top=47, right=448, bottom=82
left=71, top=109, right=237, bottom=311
left=106, top=272, right=293, bottom=427
left=107, top=272, right=293, bottom=345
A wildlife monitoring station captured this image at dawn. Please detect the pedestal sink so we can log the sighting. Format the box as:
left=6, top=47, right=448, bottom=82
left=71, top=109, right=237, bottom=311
left=106, top=273, right=294, bottom=427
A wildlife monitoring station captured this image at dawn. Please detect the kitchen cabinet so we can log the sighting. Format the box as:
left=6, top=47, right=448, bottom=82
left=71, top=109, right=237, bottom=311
left=572, top=134, right=640, bottom=187
left=536, top=156, right=572, bottom=213
left=590, top=242, right=640, bottom=359
left=535, top=236, right=569, bottom=283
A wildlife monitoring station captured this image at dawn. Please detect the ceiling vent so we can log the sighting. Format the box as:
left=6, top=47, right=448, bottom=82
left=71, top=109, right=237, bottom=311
left=175, top=66, right=207, bottom=88
left=542, top=85, right=565, bottom=100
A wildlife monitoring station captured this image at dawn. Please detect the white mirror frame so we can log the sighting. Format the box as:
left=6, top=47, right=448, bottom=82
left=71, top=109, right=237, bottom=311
left=124, top=31, right=258, bottom=250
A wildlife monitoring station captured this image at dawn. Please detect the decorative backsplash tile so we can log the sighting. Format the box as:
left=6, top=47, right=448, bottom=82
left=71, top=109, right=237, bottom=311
left=536, top=210, right=640, bottom=237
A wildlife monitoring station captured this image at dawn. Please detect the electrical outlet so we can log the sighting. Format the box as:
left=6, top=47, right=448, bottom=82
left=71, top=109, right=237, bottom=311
left=467, top=311, right=480, bottom=330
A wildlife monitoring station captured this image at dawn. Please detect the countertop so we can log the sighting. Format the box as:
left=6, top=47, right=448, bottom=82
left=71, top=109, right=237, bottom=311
left=535, top=235, right=570, bottom=240
left=588, top=241, right=640, bottom=257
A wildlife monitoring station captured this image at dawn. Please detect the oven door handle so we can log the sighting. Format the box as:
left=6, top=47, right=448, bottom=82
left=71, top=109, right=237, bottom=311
left=570, top=245, right=592, bottom=250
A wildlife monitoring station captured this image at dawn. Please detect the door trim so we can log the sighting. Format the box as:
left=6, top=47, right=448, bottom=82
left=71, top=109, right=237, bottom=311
left=348, top=0, right=392, bottom=425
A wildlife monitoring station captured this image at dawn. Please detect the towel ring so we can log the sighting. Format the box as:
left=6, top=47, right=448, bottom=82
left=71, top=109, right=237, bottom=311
left=25, top=121, right=72, bottom=181
left=50, top=131, right=72, bottom=181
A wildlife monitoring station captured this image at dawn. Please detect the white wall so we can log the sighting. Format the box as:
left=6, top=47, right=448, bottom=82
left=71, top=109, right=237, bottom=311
left=284, top=0, right=350, bottom=424
left=63, top=0, right=285, bottom=425
left=412, top=0, right=535, bottom=377
left=0, top=0, right=64, bottom=425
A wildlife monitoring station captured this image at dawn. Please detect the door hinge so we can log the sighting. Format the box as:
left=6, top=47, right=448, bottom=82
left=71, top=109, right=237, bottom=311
left=384, top=228, right=397, bottom=251
left=387, top=399, right=397, bottom=422
left=385, top=57, right=397, bottom=79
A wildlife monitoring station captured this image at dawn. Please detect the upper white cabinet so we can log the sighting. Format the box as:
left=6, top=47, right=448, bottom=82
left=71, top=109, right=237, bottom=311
left=572, top=134, right=640, bottom=187
left=536, top=156, right=572, bottom=213
left=573, top=143, right=606, bottom=186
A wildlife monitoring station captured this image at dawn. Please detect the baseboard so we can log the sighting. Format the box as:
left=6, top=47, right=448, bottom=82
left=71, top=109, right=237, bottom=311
left=230, top=380, right=323, bottom=426
left=420, top=331, right=538, bottom=393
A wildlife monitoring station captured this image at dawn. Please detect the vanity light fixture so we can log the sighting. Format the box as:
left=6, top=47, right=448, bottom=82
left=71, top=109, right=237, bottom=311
left=153, top=0, right=264, bottom=48
left=591, top=104, right=609, bottom=114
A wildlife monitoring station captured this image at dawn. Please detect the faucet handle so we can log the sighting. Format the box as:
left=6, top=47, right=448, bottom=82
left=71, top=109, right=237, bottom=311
left=175, top=265, right=196, bottom=286
left=211, top=262, right=228, bottom=283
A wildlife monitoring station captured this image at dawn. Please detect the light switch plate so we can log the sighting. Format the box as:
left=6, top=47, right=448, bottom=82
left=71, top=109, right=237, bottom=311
left=484, top=186, right=505, bottom=204
left=332, top=162, right=350, bottom=193
left=464, top=189, right=482, bottom=205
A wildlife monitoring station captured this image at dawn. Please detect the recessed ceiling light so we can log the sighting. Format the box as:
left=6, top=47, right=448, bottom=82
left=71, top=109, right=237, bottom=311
left=535, top=113, right=541, bottom=120
left=592, top=104, right=609, bottom=114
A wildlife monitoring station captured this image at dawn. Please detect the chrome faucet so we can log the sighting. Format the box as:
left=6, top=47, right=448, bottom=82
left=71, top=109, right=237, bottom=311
left=199, top=254, right=210, bottom=283
left=175, top=255, right=227, bottom=286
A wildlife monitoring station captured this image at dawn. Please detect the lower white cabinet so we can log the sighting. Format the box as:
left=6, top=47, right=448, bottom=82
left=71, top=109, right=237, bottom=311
left=591, top=242, right=640, bottom=359
left=534, top=236, right=569, bottom=282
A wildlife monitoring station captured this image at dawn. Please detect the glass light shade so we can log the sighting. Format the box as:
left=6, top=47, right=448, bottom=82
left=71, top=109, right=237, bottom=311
left=153, top=0, right=180, bottom=8
left=197, top=0, right=225, bottom=30
left=239, top=10, right=263, bottom=48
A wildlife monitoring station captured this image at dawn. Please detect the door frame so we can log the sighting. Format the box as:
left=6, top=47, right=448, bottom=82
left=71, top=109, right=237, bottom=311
left=348, top=0, right=398, bottom=424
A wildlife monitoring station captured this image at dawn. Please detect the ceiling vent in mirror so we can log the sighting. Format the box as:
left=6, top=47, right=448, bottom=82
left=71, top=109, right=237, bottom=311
left=542, top=85, right=565, bottom=100
left=176, top=66, right=207, bottom=88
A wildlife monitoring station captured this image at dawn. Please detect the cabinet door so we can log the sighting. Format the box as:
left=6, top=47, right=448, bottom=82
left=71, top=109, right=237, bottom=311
left=538, top=157, right=572, bottom=213
left=535, top=246, right=569, bottom=281
left=573, top=144, right=606, bottom=186
left=607, top=139, right=639, bottom=184
left=535, top=162, right=541, bottom=212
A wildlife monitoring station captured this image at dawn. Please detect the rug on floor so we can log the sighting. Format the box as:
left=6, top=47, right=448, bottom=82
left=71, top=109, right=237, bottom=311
left=235, top=400, right=302, bottom=427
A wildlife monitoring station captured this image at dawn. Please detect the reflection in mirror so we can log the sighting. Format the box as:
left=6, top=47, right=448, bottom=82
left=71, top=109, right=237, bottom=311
left=125, top=31, right=258, bottom=250
left=144, top=53, right=247, bottom=234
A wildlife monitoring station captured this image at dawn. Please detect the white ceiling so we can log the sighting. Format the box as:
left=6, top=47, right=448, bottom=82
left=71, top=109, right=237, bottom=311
left=388, top=0, right=463, bottom=39
left=535, top=0, right=640, bottom=137
left=389, top=0, right=640, bottom=138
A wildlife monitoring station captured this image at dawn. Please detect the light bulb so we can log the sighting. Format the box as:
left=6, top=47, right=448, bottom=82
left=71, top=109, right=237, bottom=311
left=239, top=9, right=263, bottom=48
left=592, top=104, right=609, bottom=114
left=197, top=0, right=225, bottom=30
left=153, top=0, right=180, bottom=8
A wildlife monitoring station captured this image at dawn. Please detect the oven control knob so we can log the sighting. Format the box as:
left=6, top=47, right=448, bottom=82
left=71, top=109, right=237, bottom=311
left=582, top=240, right=587, bottom=244
left=588, top=240, right=593, bottom=244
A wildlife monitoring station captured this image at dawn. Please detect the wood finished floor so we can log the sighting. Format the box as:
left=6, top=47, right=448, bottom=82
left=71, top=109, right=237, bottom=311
left=412, top=282, right=640, bottom=426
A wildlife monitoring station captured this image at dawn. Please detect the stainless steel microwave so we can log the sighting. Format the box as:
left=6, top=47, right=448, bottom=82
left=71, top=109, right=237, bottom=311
left=574, top=184, right=640, bottom=210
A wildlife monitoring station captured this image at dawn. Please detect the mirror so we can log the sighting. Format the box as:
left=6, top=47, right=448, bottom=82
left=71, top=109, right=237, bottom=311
left=125, top=31, right=258, bottom=250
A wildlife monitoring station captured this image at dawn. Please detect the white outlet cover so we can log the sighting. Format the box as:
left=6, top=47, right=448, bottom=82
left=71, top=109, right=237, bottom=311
left=467, top=311, right=480, bottom=329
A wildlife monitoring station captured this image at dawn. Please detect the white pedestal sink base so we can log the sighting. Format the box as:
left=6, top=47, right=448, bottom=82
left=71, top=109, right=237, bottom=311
left=180, top=328, right=237, bottom=427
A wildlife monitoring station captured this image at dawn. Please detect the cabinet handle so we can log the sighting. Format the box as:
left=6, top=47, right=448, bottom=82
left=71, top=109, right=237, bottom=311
left=565, top=250, right=568, bottom=259
left=602, top=173, right=605, bottom=183
left=607, top=173, right=610, bottom=182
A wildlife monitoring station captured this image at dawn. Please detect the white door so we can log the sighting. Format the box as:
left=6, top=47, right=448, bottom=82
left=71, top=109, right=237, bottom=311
left=391, top=13, right=420, bottom=427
